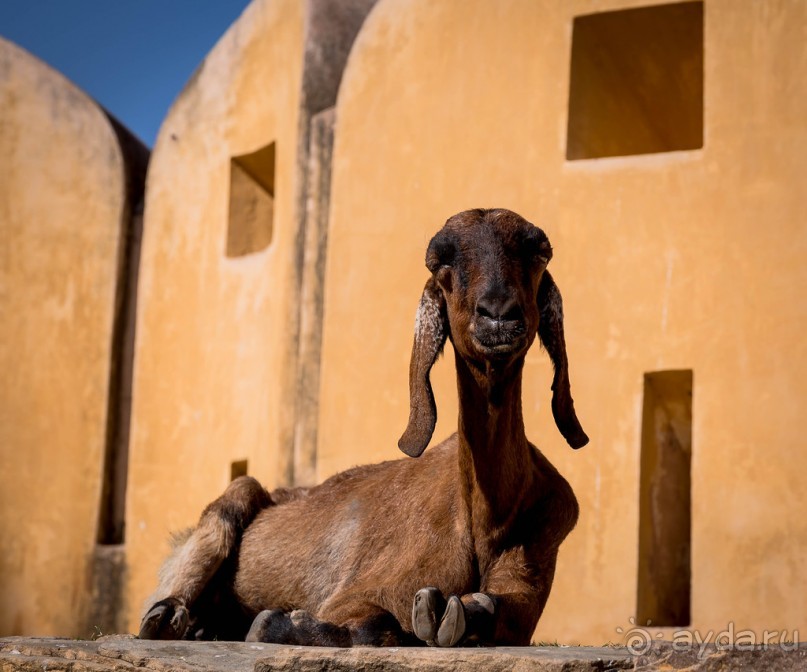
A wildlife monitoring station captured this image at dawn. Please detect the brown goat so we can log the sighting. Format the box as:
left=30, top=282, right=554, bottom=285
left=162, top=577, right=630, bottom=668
left=139, top=208, right=588, bottom=646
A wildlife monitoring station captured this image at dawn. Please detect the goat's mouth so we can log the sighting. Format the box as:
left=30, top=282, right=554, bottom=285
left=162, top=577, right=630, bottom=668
left=472, top=327, right=526, bottom=357
left=474, top=339, right=523, bottom=356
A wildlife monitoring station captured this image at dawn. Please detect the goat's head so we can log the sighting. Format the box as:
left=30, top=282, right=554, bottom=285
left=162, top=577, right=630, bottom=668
left=399, top=208, right=589, bottom=457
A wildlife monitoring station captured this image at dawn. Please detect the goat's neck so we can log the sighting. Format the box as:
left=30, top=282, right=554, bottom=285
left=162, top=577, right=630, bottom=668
left=455, top=354, right=536, bottom=543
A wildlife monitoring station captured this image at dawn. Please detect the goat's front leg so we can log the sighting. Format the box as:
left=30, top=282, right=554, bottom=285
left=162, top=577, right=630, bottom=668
left=412, top=550, right=558, bottom=647
left=139, top=476, right=271, bottom=639
left=412, top=588, right=496, bottom=646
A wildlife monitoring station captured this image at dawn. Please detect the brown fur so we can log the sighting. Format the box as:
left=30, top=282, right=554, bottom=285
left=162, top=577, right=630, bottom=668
left=139, top=208, right=588, bottom=646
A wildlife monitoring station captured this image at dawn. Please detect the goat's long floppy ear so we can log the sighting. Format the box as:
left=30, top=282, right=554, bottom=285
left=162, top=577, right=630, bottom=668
left=398, top=277, right=448, bottom=457
left=537, top=271, right=589, bottom=449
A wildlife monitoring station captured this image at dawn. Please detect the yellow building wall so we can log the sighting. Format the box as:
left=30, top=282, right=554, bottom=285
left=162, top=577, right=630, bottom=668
left=318, top=0, right=806, bottom=644
left=124, top=0, right=306, bottom=632
left=0, top=39, right=132, bottom=636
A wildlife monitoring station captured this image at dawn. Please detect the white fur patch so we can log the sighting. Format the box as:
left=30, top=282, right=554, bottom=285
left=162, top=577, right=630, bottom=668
left=414, top=293, right=443, bottom=349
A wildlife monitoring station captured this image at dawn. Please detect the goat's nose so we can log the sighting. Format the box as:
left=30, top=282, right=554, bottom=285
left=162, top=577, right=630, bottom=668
left=475, top=294, right=523, bottom=323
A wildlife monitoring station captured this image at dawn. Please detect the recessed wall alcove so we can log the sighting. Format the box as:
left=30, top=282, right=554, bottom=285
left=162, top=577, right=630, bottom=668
left=566, top=2, right=704, bottom=160
left=227, top=142, right=276, bottom=257
left=637, top=369, right=693, bottom=627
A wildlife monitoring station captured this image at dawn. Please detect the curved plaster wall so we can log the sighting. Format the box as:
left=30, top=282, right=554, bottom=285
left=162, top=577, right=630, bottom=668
left=319, top=0, right=807, bottom=644
left=0, top=38, right=135, bottom=636
left=124, top=0, right=306, bottom=631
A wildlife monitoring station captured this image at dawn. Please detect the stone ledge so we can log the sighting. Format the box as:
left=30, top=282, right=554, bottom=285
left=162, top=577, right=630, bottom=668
left=1, top=636, right=805, bottom=672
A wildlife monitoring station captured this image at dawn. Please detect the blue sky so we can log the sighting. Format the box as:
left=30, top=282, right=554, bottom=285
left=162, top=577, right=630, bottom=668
left=0, top=0, right=252, bottom=147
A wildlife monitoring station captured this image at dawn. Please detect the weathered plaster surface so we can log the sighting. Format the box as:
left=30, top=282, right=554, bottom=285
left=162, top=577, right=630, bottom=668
left=0, top=38, right=144, bottom=637
left=125, top=0, right=377, bottom=634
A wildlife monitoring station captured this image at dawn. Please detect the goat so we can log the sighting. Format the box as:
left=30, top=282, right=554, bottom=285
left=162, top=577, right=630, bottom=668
left=138, top=208, right=588, bottom=647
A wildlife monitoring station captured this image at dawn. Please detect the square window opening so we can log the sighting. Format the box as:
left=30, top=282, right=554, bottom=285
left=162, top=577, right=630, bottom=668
left=566, top=2, right=704, bottom=160
left=230, top=459, right=249, bottom=481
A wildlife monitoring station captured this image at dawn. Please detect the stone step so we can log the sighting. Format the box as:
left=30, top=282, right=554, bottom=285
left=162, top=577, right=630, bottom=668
left=1, top=636, right=805, bottom=672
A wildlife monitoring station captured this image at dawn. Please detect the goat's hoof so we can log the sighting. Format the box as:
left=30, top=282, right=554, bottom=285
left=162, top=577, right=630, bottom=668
left=138, top=597, right=189, bottom=640
left=246, top=609, right=291, bottom=643
left=436, top=595, right=466, bottom=647
left=413, top=588, right=466, bottom=646
left=412, top=587, right=446, bottom=644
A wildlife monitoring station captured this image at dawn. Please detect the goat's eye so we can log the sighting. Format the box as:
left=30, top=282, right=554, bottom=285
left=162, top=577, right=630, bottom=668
left=521, top=247, right=550, bottom=268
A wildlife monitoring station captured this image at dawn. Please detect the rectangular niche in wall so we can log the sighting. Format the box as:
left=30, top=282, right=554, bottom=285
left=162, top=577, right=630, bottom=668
left=637, top=369, right=693, bottom=627
left=227, top=142, right=276, bottom=257
left=566, top=2, right=703, bottom=160
left=231, top=459, right=248, bottom=480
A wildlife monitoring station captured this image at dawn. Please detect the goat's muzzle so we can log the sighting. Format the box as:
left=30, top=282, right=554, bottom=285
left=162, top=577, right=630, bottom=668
left=472, top=316, right=527, bottom=356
